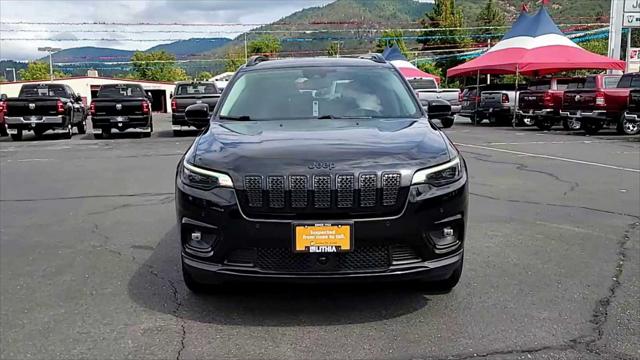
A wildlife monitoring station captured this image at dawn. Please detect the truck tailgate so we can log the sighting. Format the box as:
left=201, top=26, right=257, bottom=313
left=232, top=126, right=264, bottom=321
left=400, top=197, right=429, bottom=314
left=174, top=95, right=220, bottom=113
left=562, top=90, right=596, bottom=110
left=480, top=92, right=505, bottom=109
left=5, top=98, right=60, bottom=117
left=518, top=91, right=546, bottom=110
left=93, top=99, right=146, bottom=116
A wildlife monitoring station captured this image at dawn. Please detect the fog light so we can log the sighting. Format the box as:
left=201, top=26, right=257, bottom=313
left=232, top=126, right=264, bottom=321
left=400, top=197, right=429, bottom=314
left=427, top=225, right=461, bottom=253
left=181, top=222, right=218, bottom=257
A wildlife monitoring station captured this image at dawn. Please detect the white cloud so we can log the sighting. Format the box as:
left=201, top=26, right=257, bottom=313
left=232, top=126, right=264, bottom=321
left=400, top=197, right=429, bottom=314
left=0, top=0, right=333, bottom=60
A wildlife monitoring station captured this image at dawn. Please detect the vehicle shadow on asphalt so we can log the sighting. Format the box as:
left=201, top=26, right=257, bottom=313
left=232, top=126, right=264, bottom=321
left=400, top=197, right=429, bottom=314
left=127, top=226, right=437, bottom=326
left=155, top=129, right=202, bottom=138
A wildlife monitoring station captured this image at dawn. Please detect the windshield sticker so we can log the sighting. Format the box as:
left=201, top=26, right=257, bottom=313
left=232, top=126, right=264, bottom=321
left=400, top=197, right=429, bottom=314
left=313, top=100, right=319, bottom=116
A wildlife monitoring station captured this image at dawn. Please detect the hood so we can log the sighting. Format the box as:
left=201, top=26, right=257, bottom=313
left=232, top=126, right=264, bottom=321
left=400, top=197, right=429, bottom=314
left=190, top=119, right=451, bottom=187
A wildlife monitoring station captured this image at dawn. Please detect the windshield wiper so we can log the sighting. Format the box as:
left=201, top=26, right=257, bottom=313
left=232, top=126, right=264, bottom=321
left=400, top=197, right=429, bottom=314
left=317, top=115, right=372, bottom=119
left=219, top=115, right=252, bottom=121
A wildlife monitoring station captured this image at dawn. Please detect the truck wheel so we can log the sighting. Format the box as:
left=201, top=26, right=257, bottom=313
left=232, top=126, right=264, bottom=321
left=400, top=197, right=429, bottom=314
left=33, top=128, right=46, bottom=138
left=102, top=127, right=111, bottom=139
left=583, top=120, right=604, bottom=135
left=617, top=115, right=640, bottom=135
left=77, top=120, right=86, bottom=135
left=535, top=117, right=553, bottom=131
left=10, top=129, right=22, bottom=141
left=63, top=124, right=73, bottom=139
left=519, top=116, right=535, bottom=126
left=440, top=117, right=454, bottom=128
left=173, top=130, right=182, bottom=137
left=0, top=125, right=7, bottom=137
left=563, top=118, right=581, bottom=131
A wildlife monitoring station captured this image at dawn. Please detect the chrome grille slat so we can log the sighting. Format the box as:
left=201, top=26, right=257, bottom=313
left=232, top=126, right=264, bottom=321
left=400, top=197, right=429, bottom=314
left=382, top=173, right=401, bottom=206
left=267, top=176, right=285, bottom=208
left=359, top=174, right=377, bottom=207
left=289, top=175, right=308, bottom=208
left=313, top=175, right=331, bottom=208
left=336, top=174, right=354, bottom=208
left=244, top=176, right=263, bottom=207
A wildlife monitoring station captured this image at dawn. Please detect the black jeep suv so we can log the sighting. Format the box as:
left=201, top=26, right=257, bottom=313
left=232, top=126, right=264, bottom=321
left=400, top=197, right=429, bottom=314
left=175, top=56, right=468, bottom=292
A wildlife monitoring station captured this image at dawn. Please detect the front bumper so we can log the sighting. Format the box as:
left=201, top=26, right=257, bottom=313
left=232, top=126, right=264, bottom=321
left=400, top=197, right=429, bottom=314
left=176, top=171, right=468, bottom=283
left=450, top=105, right=462, bottom=114
left=91, top=115, right=151, bottom=132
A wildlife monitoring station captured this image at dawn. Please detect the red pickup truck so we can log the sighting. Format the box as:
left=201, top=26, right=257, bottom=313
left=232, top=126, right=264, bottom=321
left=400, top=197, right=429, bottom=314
left=517, top=77, right=584, bottom=130
left=560, top=73, right=633, bottom=135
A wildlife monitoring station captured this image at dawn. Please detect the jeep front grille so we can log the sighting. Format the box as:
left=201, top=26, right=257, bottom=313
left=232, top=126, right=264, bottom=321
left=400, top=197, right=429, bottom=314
left=238, top=173, right=406, bottom=219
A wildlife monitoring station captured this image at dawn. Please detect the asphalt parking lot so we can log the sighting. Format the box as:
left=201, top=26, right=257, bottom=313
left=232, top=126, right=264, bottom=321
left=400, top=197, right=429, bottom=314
left=1, top=114, right=638, bottom=360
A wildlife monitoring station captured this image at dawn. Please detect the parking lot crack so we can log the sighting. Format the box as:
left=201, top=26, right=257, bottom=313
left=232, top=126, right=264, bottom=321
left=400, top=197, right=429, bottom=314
left=467, top=153, right=580, bottom=195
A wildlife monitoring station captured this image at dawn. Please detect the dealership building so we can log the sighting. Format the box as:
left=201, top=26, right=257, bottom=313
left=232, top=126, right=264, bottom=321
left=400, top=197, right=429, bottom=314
left=0, top=76, right=176, bottom=113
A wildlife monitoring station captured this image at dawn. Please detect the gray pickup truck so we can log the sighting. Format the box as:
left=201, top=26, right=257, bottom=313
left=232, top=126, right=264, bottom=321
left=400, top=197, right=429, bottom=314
left=478, top=84, right=528, bottom=125
left=408, top=78, right=460, bottom=128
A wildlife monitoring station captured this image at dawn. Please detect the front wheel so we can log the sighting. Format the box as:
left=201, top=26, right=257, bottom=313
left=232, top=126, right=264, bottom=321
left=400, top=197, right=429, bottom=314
left=583, top=120, right=604, bottom=135
left=617, top=115, right=640, bottom=135
left=0, top=124, right=8, bottom=137
left=10, top=128, right=23, bottom=141
left=440, top=117, right=454, bottom=128
left=63, top=124, right=73, bottom=139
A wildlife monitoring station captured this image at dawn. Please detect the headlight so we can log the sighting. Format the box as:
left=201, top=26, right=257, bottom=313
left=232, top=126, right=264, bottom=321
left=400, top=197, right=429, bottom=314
left=180, top=159, right=233, bottom=190
left=411, top=157, right=463, bottom=186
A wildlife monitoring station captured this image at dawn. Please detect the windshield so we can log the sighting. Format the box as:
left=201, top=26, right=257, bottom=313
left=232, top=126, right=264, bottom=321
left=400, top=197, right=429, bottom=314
left=97, top=85, right=145, bottom=98
left=218, top=66, right=422, bottom=120
left=176, top=83, right=218, bottom=95
left=19, top=85, right=67, bottom=97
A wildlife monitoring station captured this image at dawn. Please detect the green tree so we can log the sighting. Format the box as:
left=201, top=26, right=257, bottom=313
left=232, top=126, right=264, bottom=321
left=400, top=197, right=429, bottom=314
left=196, top=71, right=213, bottom=81
left=375, top=30, right=410, bottom=57
left=419, top=0, right=468, bottom=49
left=130, top=51, right=188, bottom=82
left=224, top=49, right=246, bottom=72
left=327, top=42, right=341, bottom=57
left=580, top=39, right=608, bottom=56
left=417, top=61, right=443, bottom=78
left=248, top=35, right=281, bottom=55
left=476, top=0, right=506, bottom=34
left=18, top=61, right=68, bottom=81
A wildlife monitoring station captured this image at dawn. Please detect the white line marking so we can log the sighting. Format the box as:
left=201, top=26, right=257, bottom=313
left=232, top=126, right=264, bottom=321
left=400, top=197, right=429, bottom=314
left=457, top=143, right=640, bottom=173
left=487, top=140, right=615, bottom=145
left=16, top=158, right=51, bottom=162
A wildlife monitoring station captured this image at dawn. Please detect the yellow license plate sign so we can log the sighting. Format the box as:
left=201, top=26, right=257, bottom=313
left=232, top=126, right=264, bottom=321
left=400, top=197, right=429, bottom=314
left=294, top=223, right=352, bottom=253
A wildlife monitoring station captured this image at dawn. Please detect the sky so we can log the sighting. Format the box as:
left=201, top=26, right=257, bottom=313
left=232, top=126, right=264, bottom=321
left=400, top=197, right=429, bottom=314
left=0, top=0, right=345, bottom=60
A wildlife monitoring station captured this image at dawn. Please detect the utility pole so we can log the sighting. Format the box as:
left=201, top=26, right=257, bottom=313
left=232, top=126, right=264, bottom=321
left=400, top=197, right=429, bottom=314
left=37, top=47, right=62, bottom=81
left=609, top=0, right=623, bottom=60
left=244, top=33, right=248, bottom=62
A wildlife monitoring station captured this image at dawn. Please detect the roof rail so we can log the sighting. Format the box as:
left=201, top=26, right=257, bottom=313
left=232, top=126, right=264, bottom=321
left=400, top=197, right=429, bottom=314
left=246, top=55, right=270, bottom=67
left=359, top=54, right=386, bottom=64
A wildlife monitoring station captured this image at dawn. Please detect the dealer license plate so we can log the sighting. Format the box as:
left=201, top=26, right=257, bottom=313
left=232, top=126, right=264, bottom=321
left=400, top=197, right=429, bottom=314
left=111, top=116, right=128, bottom=122
left=293, top=223, right=353, bottom=253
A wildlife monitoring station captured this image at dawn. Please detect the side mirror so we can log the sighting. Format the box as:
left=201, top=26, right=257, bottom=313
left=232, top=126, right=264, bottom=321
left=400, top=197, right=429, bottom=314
left=426, top=99, right=452, bottom=120
left=184, top=103, right=210, bottom=129
left=75, top=94, right=83, bottom=102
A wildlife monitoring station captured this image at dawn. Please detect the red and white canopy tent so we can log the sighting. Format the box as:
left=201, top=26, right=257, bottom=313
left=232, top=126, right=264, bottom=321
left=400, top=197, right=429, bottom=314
left=446, top=5, right=625, bottom=125
left=382, top=45, right=441, bottom=84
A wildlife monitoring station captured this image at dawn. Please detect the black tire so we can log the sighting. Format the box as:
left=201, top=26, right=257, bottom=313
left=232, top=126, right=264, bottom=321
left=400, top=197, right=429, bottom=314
left=77, top=120, right=86, bottom=135
left=63, top=123, right=73, bottom=139
left=0, top=125, right=7, bottom=137
left=519, top=116, right=536, bottom=127
left=617, top=115, right=640, bottom=135
left=440, top=117, right=454, bottom=128
left=418, top=259, right=463, bottom=292
left=102, top=127, right=112, bottom=139
left=583, top=120, right=604, bottom=135
left=33, top=128, right=46, bottom=138
left=10, top=128, right=22, bottom=141
left=93, top=132, right=103, bottom=139
left=182, top=263, right=208, bottom=294
left=173, top=130, right=182, bottom=137
left=535, top=117, right=553, bottom=131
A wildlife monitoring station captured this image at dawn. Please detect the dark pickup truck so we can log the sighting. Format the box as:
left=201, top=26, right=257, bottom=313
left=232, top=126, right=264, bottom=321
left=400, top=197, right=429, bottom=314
left=517, top=77, right=584, bottom=130
left=4, top=83, right=86, bottom=141
left=560, top=73, right=632, bottom=135
left=623, top=89, right=640, bottom=135
left=90, top=84, right=153, bottom=138
left=171, top=81, right=220, bottom=135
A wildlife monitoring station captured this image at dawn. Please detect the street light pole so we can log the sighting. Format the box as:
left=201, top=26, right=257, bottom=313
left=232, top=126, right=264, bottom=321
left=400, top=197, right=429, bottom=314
left=37, top=47, right=62, bottom=81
